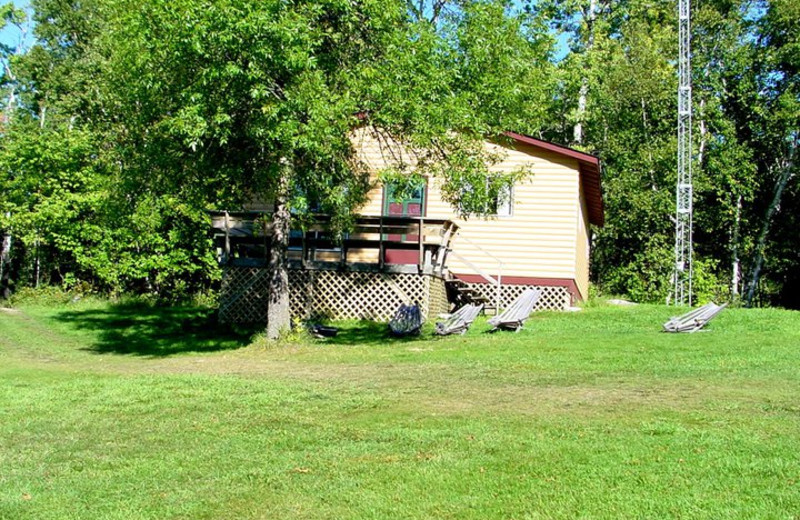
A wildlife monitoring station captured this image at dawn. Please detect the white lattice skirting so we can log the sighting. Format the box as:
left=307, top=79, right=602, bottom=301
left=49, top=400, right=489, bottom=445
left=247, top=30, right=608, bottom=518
left=464, top=282, right=572, bottom=311
left=219, top=266, right=449, bottom=323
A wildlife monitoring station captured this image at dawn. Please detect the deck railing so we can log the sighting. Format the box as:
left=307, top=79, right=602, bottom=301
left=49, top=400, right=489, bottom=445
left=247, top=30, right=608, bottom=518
left=209, top=211, right=459, bottom=275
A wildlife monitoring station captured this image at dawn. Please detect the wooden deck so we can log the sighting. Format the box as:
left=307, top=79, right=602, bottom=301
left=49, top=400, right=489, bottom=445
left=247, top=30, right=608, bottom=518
left=209, top=212, right=459, bottom=275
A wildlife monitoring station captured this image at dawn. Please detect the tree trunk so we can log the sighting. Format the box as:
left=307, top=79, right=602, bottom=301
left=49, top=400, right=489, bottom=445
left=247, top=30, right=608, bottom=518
left=697, top=99, right=707, bottom=167
left=745, top=138, right=797, bottom=306
left=574, top=78, right=588, bottom=145
left=573, top=0, right=597, bottom=146
left=731, top=194, right=741, bottom=297
left=266, top=162, right=293, bottom=339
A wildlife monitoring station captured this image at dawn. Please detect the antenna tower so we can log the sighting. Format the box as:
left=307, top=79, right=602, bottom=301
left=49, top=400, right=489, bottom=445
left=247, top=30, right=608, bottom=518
left=674, top=0, right=693, bottom=305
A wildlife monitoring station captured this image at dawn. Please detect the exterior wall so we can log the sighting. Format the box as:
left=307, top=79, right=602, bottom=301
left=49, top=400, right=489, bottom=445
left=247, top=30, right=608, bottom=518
left=353, top=126, right=582, bottom=291
left=575, top=181, right=591, bottom=299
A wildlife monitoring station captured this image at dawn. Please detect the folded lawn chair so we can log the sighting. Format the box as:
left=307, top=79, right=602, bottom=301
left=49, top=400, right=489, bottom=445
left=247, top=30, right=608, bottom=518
left=389, top=303, right=424, bottom=337
left=488, top=288, right=541, bottom=332
left=663, top=302, right=727, bottom=333
left=435, top=303, right=484, bottom=336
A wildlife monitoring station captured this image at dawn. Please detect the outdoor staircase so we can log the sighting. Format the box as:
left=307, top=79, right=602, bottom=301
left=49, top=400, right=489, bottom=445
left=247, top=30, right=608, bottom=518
left=445, top=278, right=496, bottom=315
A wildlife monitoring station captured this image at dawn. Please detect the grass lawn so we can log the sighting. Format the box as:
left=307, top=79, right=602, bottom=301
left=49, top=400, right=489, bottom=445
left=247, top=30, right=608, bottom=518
left=1, top=299, right=799, bottom=519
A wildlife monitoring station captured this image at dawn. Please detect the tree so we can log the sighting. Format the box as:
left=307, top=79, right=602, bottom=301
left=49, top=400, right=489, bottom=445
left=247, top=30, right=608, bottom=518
left=0, top=0, right=224, bottom=299
left=90, top=0, right=553, bottom=336
left=0, top=2, right=29, bottom=298
left=544, top=0, right=799, bottom=306
left=740, top=0, right=799, bottom=306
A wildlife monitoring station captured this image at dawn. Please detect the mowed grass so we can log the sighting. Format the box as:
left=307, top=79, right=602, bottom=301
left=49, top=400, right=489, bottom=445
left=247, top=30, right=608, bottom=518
left=1, top=300, right=799, bottom=519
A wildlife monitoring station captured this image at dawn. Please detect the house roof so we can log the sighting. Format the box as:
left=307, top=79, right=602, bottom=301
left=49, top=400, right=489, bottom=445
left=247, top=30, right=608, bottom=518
left=503, top=132, right=604, bottom=227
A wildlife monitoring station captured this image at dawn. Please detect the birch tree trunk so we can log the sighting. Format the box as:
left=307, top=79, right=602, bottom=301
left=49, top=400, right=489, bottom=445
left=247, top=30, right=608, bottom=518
left=573, top=0, right=597, bottom=146
left=731, top=195, right=741, bottom=297
left=266, top=161, right=293, bottom=339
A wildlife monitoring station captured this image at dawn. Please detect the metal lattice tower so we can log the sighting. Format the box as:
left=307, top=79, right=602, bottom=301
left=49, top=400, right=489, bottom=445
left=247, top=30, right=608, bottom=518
left=674, top=0, right=693, bottom=306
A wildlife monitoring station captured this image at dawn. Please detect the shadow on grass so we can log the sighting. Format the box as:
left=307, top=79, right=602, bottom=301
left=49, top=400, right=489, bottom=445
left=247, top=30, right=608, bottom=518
left=53, top=301, right=259, bottom=357
left=315, top=319, right=439, bottom=347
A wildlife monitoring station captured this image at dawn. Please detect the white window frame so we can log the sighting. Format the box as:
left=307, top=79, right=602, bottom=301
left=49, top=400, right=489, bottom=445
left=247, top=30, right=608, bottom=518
left=493, top=182, right=514, bottom=218
left=458, top=177, right=515, bottom=218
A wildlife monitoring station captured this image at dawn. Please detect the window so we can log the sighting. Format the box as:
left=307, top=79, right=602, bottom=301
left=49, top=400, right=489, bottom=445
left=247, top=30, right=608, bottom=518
left=460, top=177, right=514, bottom=217
left=383, top=181, right=426, bottom=218
left=491, top=182, right=513, bottom=217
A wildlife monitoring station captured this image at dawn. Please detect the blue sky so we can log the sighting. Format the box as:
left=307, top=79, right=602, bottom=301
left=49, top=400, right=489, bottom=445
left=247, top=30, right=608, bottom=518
left=0, top=0, right=33, bottom=51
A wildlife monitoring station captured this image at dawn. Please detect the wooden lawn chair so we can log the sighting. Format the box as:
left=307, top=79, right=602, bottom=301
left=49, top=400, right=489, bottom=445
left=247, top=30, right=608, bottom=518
left=435, top=303, right=484, bottom=336
left=389, top=303, right=424, bottom=337
left=488, top=288, right=541, bottom=332
left=663, top=302, right=727, bottom=333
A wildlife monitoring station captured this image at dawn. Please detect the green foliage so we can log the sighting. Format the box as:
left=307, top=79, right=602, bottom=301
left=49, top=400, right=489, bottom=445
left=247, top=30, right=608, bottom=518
left=7, top=284, right=88, bottom=306
left=0, top=117, right=220, bottom=299
left=0, top=121, right=106, bottom=286
left=600, top=237, right=672, bottom=303
left=691, top=256, right=729, bottom=305
left=544, top=0, right=799, bottom=305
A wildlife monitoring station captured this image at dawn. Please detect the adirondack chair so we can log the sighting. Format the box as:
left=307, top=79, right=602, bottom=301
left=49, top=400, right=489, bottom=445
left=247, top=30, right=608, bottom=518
left=389, top=303, right=424, bottom=337
left=435, top=303, right=484, bottom=336
left=488, top=288, right=541, bottom=332
left=663, top=302, right=727, bottom=333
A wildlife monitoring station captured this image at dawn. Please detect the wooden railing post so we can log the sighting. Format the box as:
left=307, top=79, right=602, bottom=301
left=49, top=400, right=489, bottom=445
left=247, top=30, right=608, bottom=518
left=418, top=218, right=424, bottom=272
left=301, top=229, right=308, bottom=267
left=379, top=216, right=385, bottom=270
left=223, top=210, right=230, bottom=262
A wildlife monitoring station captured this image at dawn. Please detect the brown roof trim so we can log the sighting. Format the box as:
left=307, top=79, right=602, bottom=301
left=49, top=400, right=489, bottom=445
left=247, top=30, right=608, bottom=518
left=503, top=132, right=599, bottom=165
left=502, top=132, right=605, bottom=227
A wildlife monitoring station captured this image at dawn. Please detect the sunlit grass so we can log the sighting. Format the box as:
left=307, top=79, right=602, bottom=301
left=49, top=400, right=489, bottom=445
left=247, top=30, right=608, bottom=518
left=1, top=300, right=799, bottom=519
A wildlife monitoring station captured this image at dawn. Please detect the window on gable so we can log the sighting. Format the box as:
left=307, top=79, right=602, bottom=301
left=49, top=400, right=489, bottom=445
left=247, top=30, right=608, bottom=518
left=460, top=176, right=514, bottom=217
left=489, top=181, right=513, bottom=217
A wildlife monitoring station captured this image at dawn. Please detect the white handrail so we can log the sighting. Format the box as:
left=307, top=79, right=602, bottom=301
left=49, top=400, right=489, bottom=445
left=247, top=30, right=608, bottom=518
left=448, top=244, right=503, bottom=311
left=448, top=249, right=498, bottom=286
left=455, top=231, right=504, bottom=266
left=455, top=231, right=504, bottom=309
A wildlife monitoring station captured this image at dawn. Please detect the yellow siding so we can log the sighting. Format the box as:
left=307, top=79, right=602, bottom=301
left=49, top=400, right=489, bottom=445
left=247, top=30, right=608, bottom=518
left=351, top=127, right=583, bottom=285
left=575, top=183, right=591, bottom=299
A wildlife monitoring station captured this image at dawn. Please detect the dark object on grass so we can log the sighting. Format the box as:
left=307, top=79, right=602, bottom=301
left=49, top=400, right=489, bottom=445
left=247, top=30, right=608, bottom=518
left=435, top=303, right=484, bottom=335
left=663, top=302, right=727, bottom=333
left=488, top=288, right=541, bottom=332
left=309, top=324, right=339, bottom=338
left=389, top=303, right=423, bottom=337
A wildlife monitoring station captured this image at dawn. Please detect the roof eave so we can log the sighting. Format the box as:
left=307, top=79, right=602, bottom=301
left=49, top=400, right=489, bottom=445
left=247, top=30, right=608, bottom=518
left=502, top=131, right=604, bottom=227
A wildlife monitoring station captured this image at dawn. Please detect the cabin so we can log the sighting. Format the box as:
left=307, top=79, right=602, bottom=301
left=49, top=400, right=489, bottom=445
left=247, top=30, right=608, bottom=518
left=211, top=128, right=603, bottom=324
